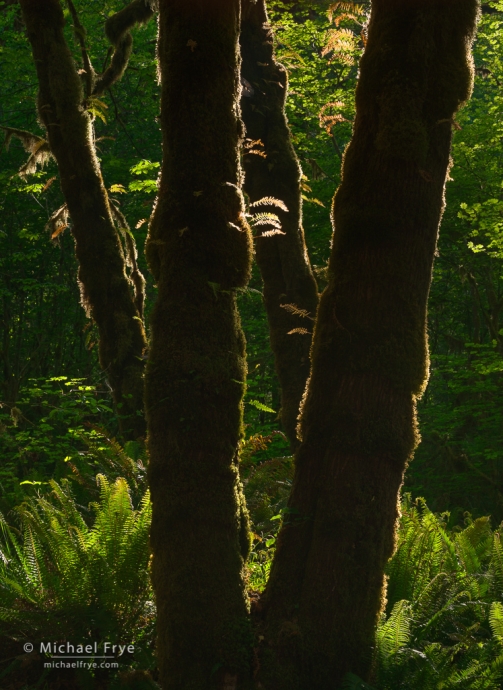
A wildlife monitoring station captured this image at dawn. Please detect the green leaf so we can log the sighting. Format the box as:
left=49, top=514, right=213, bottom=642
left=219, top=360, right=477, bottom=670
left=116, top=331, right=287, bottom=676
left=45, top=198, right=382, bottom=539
left=247, top=400, right=276, bottom=414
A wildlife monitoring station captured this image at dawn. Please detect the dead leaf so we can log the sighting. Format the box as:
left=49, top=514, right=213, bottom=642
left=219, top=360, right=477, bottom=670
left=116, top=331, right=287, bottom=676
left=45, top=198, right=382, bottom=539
left=51, top=223, right=68, bottom=240
left=42, top=176, right=56, bottom=192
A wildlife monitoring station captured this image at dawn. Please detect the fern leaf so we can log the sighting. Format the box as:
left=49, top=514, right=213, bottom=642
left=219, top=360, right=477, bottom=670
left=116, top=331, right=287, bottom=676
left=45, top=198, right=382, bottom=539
left=302, top=195, right=326, bottom=207
left=490, top=531, right=503, bottom=594
left=249, top=197, right=288, bottom=212
left=280, top=303, right=314, bottom=320
left=489, top=602, right=503, bottom=644
left=258, top=229, right=286, bottom=238
left=377, top=599, right=411, bottom=660
left=246, top=149, right=267, bottom=158
left=287, top=327, right=310, bottom=335
left=328, top=2, right=366, bottom=23
left=253, top=218, right=282, bottom=229
left=248, top=399, right=276, bottom=414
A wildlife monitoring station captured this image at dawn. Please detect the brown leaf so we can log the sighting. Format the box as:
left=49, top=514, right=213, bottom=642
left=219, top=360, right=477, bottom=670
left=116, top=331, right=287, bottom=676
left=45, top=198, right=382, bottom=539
left=51, top=223, right=68, bottom=240
left=42, top=176, right=56, bottom=192
left=287, top=327, right=310, bottom=335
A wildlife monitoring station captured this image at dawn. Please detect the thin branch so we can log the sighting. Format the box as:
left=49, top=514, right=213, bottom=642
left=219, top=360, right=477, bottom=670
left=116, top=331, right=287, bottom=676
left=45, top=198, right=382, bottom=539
left=93, top=0, right=156, bottom=98
left=65, top=0, right=96, bottom=97
left=107, top=87, right=142, bottom=156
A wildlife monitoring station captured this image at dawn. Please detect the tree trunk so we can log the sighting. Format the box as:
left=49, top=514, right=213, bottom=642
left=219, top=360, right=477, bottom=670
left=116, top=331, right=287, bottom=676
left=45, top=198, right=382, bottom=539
left=258, top=0, right=479, bottom=687
left=145, top=0, right=253, bottom=688
left=240, top=0, right=319, bottom=449
left=19, top=0, right=147, bottom=441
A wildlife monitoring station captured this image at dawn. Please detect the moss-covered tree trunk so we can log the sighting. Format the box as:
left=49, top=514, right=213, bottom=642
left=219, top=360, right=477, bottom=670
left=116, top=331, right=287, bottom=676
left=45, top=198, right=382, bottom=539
left=240, top=0, right=318, bottom=449
left=258, top=1, right=479, bottom=688
left=145, top=1, right=253, bottom=688
left=19, top=0, right=147, bottom=440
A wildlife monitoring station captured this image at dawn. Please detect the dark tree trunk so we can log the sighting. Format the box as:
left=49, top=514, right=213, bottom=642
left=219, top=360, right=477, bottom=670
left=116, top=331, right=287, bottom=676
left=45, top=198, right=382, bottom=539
left=258, top=0, right=479, bottom=687
left=240, top=0, right=319, bottom=449
left=145, top=1, right=253, bottom=688
left=19, top=0, right=147, bottom=441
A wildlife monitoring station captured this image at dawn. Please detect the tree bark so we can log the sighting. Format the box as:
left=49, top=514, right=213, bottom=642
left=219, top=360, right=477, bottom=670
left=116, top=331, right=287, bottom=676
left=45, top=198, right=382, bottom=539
left=240, top=0, right=319, bottom=449
left=145, top=0, right=253, bottom=688
left=258, top=0, right=479, bottom=687
left=19, top=0, right=147, bottom=441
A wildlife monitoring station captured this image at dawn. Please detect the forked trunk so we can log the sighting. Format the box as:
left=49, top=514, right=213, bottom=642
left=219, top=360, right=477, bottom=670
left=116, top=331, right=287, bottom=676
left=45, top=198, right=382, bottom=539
left=19, top=0, right=147, bottom=440
left=240, top=0, right=319, bottom=449
left=258, top=1, right=479, bottom=687
left=145, top=0, right=253, bottom=687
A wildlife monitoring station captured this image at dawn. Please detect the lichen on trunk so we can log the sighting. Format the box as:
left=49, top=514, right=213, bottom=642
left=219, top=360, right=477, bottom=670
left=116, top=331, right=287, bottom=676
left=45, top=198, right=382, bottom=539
left=240, top=0, right=319, bottom=450
left=19, top=0, right=147, bottom=441
left=145, top=0, right=253, bottom=687
left=257, top=1, right=479, bottom=687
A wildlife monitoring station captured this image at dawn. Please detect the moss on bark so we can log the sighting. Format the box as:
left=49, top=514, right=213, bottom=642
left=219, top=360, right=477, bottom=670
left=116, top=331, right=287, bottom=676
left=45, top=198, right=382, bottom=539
left=240, top=0, right=319, bottom=450
left=145, top=0, right=253, bottom=687
left=257, top=1, right=479, bottom=688
left=19, top=0, right=147, bottom=441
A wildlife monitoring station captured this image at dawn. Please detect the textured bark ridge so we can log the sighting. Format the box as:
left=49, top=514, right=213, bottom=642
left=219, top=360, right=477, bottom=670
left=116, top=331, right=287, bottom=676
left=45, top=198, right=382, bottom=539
left=258, top=1, right=479, bottom=687
left=240, top=0, right=319, bottom=449
left=145, top=1, right=253, bottom=688
left=19, top=0, right=147, bottom=441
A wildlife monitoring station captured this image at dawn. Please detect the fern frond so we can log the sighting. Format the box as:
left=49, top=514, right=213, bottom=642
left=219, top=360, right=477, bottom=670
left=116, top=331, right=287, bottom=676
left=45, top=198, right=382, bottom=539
left=319, top=101, right=348, bottom=134
left=490, top=531, right=503, bottom=594
left=280, top=303, right=314, bottom=320
left=322, top=27, right=358, bottom=63
left=489, top=602, right=503, bottom=645
left=249, top=197, right=288, bottom=212
left=328, top=2, right=360, bottom=18
left=334, top=12, right=363, bottom=27
left=253, top=217, right=282, bottom=229
left=258, top=229, right=287, bottom=238
left=377, top=600, right=411, bottom=660
left=245, top=149, right=267, bottom=158
left=287, top=327, right=310, bottom=335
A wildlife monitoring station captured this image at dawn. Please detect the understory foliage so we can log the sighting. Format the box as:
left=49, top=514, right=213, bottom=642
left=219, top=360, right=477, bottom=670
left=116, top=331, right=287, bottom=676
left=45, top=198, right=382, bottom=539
left=0, top=450, right=155, bottom=688
left=371, top=496, right=503, bottom=689
left=3, top=438, right=503, bottom=689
